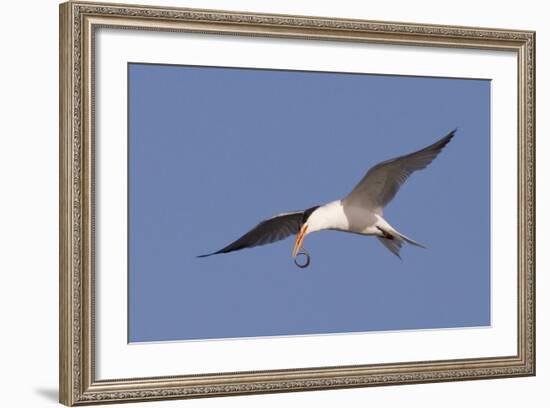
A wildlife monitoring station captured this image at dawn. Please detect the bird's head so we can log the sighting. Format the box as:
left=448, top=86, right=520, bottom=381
left=292, top=205, right=320, bottom=258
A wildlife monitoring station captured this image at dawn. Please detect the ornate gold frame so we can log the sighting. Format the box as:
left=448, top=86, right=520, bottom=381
left=59, top=1, right=535, bottom=405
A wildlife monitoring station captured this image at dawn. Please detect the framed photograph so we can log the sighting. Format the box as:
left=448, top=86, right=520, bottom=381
left=59, top=1, right=535, bottom=405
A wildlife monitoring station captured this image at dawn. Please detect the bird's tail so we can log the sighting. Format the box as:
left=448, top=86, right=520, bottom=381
left=376, top=225, right=426, bottom=258
left=394, top=230, right=426, bottom=249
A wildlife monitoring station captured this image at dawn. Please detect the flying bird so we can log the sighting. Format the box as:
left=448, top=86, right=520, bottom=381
left=199, top=129, right=456, bottom=265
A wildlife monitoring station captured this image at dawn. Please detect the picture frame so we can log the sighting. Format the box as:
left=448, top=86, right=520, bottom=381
left=59, top=1, right=535, bottom=405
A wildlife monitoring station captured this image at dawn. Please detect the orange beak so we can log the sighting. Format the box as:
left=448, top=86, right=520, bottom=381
left=292, top=225, right=308, bottom=258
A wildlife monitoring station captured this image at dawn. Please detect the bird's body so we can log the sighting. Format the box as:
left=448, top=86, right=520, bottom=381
left=199, top=129, right=456, bottom=262
left=308, top=200, right=380, bottom=235
left=301, top=200, right=424, bottom=259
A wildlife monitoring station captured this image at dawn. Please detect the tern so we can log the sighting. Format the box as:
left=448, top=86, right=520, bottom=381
left=199, top=129, right=456, bottom=265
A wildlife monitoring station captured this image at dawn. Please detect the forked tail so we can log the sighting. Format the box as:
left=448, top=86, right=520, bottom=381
left=376, top=226, right=426, bottom=258
left=394, top=230, right=426, bottom=249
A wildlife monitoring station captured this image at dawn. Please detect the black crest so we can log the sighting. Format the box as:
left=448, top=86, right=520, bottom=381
left=302, top=205, right=320, bottom=224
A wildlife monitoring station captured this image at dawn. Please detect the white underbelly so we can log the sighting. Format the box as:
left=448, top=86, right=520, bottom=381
left=341, top=205, right=381, bottom=235
left=309, top=200, right=388, bottom=236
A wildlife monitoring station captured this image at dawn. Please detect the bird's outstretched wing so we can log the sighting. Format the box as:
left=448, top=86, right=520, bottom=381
left=198, top=211, right=304, bottom=257
left=344, top=129, right=456, bottom=213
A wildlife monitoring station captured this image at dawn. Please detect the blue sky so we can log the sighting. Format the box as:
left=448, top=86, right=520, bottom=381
left=128, top=63, right=491, bottom=342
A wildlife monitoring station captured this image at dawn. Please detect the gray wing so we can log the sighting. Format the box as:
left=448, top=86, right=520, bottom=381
left=198, top=211, right=304, bottom=257
left=344, top=129, right=456, bottom=213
